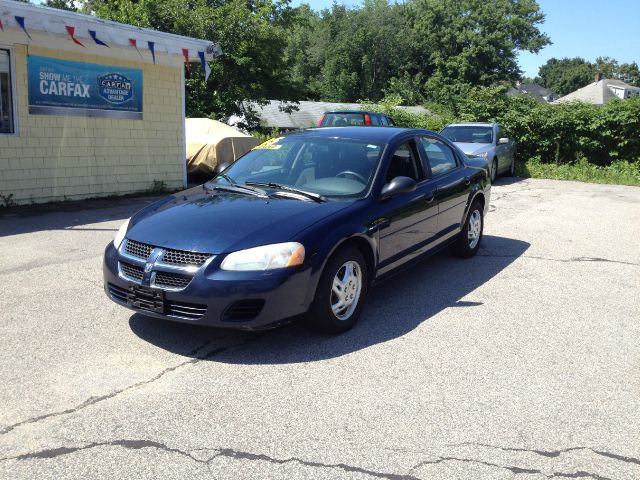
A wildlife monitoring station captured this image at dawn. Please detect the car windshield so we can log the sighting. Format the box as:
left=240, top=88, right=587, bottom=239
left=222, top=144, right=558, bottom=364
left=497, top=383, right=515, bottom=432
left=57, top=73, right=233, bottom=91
left=441, top=126, right=494, bottom=144
left=321, top=113, right=366, bottom=127
left=211, top=135, right=385, bottom=199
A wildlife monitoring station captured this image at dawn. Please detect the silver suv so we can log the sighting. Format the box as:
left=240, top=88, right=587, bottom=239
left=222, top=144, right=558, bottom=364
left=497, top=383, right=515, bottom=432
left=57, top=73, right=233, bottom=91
left=440, top=122, right=516, bottom=182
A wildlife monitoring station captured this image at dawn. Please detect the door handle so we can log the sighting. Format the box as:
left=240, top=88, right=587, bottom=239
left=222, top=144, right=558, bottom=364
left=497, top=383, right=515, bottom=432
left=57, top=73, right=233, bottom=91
left=425, top=193, right=435, bottom=203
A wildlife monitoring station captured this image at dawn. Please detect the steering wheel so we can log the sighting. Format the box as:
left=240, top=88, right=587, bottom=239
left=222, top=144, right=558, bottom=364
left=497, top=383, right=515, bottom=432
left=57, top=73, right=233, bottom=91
left=336, top=170, right=367, bottom=184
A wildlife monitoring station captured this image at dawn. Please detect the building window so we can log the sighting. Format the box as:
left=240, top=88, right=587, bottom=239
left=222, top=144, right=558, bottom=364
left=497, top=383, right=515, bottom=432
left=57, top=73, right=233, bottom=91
left=0, top=49, right=15, bottom=134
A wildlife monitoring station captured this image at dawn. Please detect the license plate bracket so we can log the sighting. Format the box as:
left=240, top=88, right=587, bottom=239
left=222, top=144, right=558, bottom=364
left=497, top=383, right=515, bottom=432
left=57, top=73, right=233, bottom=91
left=127, top=285, right=165, bottom=314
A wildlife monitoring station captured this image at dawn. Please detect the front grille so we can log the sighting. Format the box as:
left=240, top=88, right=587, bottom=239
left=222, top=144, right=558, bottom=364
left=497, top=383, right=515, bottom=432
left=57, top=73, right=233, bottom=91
left=120, top=262, right=144, bottom=282
left=154, top=272, right=191, bottom=290
left=108, top=283, right=128, bottom=303
left=222, top=299, right=265, bottom=322
left=166, top=301, right=207, bottom=320
left=124, top=239, right=153, bottom=259
left=162, top=249, right=211, bottom=267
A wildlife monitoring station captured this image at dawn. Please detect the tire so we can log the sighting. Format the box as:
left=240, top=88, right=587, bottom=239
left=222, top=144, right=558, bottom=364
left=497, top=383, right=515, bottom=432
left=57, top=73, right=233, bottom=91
left=508, top=157, right=515, bottom=176
left=490, top=158, right=498, bottom=183
left=450, top=200, right=484, bottom=258
left=307, top=246, right=369, bottom=334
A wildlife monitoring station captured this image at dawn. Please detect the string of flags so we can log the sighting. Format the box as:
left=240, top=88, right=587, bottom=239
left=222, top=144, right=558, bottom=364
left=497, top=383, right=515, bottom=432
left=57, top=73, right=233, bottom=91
left=0, top=13, right=217, bottom=81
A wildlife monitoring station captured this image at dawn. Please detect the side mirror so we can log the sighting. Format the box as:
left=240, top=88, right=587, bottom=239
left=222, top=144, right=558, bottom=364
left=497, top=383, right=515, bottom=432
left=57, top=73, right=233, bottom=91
left=380, top=176, right=417, bottom=200
left=498, top=137, right=509, bottom=145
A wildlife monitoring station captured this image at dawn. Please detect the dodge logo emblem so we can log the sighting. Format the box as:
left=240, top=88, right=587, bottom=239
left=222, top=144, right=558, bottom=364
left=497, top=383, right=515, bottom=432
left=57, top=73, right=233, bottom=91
left=144, top=263, right=153, bottom=273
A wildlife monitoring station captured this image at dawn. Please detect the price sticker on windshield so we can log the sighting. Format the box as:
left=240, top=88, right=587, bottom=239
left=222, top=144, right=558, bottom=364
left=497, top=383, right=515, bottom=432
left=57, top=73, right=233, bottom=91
left=253, top=137, right=284, bottom=150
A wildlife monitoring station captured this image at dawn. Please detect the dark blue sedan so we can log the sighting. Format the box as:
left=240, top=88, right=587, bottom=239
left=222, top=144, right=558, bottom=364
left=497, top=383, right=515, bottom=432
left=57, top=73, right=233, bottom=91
left=103, top=127, right=491, bottom=333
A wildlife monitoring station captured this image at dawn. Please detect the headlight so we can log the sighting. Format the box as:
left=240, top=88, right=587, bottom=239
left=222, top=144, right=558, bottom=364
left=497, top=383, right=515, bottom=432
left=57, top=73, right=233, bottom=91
left=221, top=242, right=305, bottom=271
left=113, top=218, right=130, bottom=249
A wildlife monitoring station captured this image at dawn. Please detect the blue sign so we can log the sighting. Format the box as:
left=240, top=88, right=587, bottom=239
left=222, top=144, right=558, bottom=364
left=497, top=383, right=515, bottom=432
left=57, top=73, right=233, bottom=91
left=27, top=55, right=143, bottom=119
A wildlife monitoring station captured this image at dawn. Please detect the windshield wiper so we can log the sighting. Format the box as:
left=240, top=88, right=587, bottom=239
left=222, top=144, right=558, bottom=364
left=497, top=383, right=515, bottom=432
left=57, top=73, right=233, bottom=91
left=204, top=180, right=268, bottom=198
left=245, top=182, right=327, bottom=203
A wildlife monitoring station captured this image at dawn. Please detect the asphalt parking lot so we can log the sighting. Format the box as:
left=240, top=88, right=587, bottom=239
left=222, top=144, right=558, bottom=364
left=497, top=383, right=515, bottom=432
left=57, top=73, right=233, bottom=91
left=0, top=177, right=639, bottom=480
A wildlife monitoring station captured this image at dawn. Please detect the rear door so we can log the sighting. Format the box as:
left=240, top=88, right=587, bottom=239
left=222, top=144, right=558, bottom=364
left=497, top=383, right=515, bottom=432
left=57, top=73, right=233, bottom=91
left=418, top=136, right=470, bottom=237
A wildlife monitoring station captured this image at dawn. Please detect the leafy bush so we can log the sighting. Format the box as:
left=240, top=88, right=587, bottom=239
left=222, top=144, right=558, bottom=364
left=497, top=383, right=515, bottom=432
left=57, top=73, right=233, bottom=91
left=363, top=97, right=453, bottom=132
left=457, top=90, right=640, bottom=166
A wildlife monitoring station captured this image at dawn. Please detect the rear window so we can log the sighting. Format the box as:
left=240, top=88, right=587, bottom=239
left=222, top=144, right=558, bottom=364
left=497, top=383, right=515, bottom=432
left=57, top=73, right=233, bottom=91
left=440, top=126, right=494, bottom=144
left=321, top=113, right=366, bottom=127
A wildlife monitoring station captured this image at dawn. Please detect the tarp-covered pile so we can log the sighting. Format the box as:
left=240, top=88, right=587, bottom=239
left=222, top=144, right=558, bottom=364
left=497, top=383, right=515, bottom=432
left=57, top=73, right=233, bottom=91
left=186, top=118, right=260, bottom=174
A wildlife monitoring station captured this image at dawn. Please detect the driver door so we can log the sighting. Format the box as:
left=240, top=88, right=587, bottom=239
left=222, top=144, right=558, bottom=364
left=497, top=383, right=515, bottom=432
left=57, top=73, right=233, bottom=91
left=376, top=141, right=439, bottom=274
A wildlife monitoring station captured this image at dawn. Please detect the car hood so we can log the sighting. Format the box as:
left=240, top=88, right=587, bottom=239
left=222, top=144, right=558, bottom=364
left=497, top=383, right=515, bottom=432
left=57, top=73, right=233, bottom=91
left=453, top=142, right=493, bottom=155
left=126, top=186, right=352, bottom=254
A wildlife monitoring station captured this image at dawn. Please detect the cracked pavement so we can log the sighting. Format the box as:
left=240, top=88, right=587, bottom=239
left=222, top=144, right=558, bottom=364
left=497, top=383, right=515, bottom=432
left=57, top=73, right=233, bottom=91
left=1, top=178, right=639, bottom=479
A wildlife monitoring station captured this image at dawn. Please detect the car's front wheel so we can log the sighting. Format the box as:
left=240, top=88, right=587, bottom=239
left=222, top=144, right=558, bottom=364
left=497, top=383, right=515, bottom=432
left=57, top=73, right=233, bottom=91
left=451, top=200, right=484, bottom=258
left=508, top=157, right=516, bottom=176
left=307, top=246, right=369, bottom=334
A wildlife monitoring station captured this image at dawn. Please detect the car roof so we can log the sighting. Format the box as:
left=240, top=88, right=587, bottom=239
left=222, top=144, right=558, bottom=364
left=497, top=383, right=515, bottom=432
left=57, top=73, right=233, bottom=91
left=324, top=110, right=387, bottom=115
left=284, top=126, right=433, bottom=143
left=445, top=122, right=497, bottom=127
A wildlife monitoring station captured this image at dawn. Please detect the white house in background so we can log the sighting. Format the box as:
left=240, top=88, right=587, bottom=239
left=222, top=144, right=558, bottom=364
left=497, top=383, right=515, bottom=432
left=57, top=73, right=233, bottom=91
left=553, top=74, right=640, bottom=105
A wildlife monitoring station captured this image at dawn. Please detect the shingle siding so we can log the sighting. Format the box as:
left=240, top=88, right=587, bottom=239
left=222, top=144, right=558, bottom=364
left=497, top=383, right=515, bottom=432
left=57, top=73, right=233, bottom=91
left=0, top=44, right=184, bottom=205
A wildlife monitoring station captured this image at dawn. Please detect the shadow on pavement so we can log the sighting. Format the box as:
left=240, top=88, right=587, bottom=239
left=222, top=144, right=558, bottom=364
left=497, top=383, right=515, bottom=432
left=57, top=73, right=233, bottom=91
left=129, top=235, right=530, bottom=364
left=0, top=195, right=162, bottom=238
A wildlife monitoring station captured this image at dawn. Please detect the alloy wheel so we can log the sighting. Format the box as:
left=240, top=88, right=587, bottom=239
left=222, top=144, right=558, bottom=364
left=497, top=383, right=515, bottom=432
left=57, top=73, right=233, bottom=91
left=330, top=261, right=362, bottom=321
left=467, top=210, right=482, bottom=249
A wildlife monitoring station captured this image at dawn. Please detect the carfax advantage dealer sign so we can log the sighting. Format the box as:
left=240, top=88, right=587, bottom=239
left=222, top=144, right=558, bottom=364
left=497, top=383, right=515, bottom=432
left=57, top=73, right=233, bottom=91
left=27, top=55, right=143, bottom=119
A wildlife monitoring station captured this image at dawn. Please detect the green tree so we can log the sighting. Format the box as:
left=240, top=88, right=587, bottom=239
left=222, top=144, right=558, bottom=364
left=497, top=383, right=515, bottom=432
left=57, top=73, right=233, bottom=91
left=43, top=0, right=77, bottom=10
left=538, top=57, right=594, bottom=96
left=87, top=0, right=301, bottom=120
left=595, top=57, right=640, bottom=87
left=409, top=0, right=550, bottom=106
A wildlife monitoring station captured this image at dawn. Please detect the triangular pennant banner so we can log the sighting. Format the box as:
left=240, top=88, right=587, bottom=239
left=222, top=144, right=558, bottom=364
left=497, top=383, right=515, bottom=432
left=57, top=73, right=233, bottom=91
left=198, top=51, right=211, bottom=82
left=129, top=38, right=142, bottom=58
left=89, top=30, right=109, bottom=47
left=182, top=48, right=191, bottom=76
left=147, top=41, right=156, bottom=64
left=65, top=26, right=85, bottom=47
left=15, top=16, right=32, bottom=40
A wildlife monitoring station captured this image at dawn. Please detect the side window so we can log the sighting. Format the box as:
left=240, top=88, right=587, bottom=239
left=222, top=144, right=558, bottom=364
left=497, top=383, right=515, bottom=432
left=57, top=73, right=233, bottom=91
left=496, top=125, right=504, bottom=143
left=386, top=116, right=395, bottom=126
left=0, top=49, right=15, bottom=134
left=379, top=115, right=389, bottom=126
left=369, top=114, right=381, bottom=126
left=419, top=137, right=457, bottom=177
left=385, top=141, right=422, bottom=182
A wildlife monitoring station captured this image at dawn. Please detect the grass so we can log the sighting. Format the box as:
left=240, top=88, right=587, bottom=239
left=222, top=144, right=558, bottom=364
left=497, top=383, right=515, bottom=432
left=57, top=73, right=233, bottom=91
left=516, top=158, right=640, bottom=187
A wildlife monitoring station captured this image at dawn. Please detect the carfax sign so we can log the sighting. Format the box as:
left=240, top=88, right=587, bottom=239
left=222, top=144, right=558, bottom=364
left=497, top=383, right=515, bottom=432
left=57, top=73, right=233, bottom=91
left=27, top=55, right=143, bottom=119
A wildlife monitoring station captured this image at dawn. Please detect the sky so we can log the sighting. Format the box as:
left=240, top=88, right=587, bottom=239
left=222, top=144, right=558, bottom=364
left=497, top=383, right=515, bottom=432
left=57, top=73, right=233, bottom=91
left=291, top=0, right=640, bottom=78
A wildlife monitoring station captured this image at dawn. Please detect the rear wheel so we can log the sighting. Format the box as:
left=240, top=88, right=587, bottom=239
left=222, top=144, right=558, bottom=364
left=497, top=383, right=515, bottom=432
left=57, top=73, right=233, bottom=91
left=307, top=246, right=369, bottom=334
left=451, top=200, right=484, bottom=258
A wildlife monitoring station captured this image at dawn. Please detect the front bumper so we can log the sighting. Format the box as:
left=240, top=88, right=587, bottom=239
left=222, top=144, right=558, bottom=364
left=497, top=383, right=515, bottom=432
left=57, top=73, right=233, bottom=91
left=103, top=242, right=313, bottom=330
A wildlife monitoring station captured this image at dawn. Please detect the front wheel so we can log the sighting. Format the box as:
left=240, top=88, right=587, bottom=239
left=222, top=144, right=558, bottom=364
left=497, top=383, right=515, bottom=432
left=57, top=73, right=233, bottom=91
left=450, top=200, right=484, bottom=258
left=490, top=158, right=498, bottom=183
left=508, top=157, right=515, bottom=176
left=306, top=246, right=369, bottom=334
